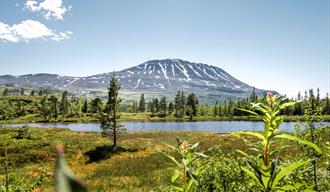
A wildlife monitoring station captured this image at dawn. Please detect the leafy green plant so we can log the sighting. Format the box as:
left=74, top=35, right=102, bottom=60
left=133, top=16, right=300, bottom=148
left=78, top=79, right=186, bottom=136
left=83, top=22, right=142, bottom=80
left=234, top=92, right=323, bottom=192
left=160, top=137, right=208, bottom=192
left=197, top=146, right=249, bottom=192
left=14, top=126, right=31, bottom=139
left=1, top=142, right=47, bottom=192
left=294, top=104, right=326, bottom=190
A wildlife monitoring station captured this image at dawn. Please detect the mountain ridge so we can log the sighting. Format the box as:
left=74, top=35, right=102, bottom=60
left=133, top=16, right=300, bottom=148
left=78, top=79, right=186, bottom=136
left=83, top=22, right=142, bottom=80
left=0, top=59, right=273, bottom=102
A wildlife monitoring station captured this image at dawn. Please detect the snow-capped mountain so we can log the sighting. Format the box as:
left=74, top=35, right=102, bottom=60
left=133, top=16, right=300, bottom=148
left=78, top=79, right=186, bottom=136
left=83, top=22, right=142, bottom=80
left=0, top=59, right=271, bottom=102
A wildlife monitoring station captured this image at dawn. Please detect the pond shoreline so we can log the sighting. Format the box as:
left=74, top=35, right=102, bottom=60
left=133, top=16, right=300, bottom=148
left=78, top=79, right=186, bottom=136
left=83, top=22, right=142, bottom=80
left=1, top=115, right=330, bottom=124
left=2, top=120, right=319, bottom=133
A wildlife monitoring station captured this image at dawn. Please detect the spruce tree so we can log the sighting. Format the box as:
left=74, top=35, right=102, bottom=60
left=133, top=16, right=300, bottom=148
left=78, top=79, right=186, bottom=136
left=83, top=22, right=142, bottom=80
left=180, top=91, right=186, bottom=116
left=154, top=98, right=159, bottom=113
left=91, top=97, right=102, bottom=113
left=212, top=101, right=218, bottom=117
left=100, top=73, right=123, bottom=147
left=325, top=93, right=330, bottom=115
left=159, top=96, right=167, bottom=117
left=187, top=93, right=198, bottom=119
left=3, top=88, right=9, bottom=96
left=168, top=102, right=174, bottom=115
left=40, top=96, right=48, bottom=120
left=316, top=88, right=320, bottom=107
left=61, top=90, right=69, bottom=115
left=294, top=91, right=303, bottom=115
left=38, top=90, right=43, bottom=96
left=250, top=87, right=257, bottom=102
left=309, top=89, right=315, bottom=110
left=150, top=98, right=156, bottom=116
left=20, top=88, right=25, bottom=96
left=82, top=100, right=88, bottom=113
left=49, top=96, right=58, bottom=120
left=174, top=90, right=182, bottom=117
left=139, top=93, right=146, bottom=112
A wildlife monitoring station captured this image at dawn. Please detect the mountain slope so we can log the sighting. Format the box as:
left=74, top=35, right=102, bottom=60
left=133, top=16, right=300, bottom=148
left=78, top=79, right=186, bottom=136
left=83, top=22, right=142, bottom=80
left=0, top=59, right=271, bottom=102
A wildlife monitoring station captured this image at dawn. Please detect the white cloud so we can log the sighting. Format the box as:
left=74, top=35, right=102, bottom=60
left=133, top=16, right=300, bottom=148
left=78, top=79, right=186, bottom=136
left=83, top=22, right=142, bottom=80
left=0, top=20, right=72, bottom=43
left=25, top=0, right=70, bottom=20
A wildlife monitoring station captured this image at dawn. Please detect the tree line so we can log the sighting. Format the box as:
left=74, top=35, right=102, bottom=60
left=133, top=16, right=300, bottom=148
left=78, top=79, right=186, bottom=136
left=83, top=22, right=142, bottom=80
left=1, top=86, right=329, bottom=121
left=126, top=87, right=330, bottom=117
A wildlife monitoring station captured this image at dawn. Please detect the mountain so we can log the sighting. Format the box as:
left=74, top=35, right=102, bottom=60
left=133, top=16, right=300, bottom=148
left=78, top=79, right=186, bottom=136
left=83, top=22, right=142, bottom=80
left=0, top=59, right=272, bottom=102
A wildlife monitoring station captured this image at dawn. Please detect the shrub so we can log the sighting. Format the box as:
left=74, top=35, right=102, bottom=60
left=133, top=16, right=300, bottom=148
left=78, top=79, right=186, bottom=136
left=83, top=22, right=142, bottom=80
left=159, top=137, right=208, bottom=192
left=233, top=92, right=322, bottom=191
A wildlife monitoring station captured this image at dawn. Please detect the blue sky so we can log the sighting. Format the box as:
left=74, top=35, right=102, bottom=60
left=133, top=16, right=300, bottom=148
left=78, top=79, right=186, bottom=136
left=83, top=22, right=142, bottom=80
left=0, top=0, right=329, bottom=97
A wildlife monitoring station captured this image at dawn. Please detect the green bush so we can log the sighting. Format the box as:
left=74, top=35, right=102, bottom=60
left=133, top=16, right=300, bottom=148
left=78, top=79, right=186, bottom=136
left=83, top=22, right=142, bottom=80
left=197, top=147, right=249, bottom=192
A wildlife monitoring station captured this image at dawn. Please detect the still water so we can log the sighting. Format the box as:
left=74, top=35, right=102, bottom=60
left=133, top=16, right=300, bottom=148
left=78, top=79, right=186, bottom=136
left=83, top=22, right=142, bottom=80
left=1, top=121, right=312, bottom=133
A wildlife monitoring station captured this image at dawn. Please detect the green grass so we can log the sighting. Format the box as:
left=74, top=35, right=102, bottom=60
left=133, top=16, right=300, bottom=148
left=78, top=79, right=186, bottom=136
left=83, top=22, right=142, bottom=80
left=0, top=127, right=247, bottom=191
left=1, top=126, right=329, bottom=191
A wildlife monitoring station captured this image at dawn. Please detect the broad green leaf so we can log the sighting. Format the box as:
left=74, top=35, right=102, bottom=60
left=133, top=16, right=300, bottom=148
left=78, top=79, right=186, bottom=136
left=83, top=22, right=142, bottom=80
left=160, top=151, right=181, bottom=167
left=187, top=179, right=194, bottom=191
left=165, top=144, right=178, bottom=151
left=254, top=107, right=268, bottom=115
left=237, top=108, right=259, bottom=116
left=190, top=142, right=199, bottom=149
left=173, top=185, right=184, bottom=191
left=274, top=134, right=323, bottom=155
left=240, top=166, right=261, bottom=186
left=280, top=184, right=296, bottom=190
left=195, top=152, right=208, bottom=158
left=176, top=137, right=182, bottom=144
left=271, top=160, right=309, bottom=188
left=279, top=102, right=296, bottom=110
left=171, top=170, right=180, bottom=183
left=293, top=182, right=304, bottom=189
left=236, top=149, right=250, bottom=158
left=232, top=131, right=265, bottom=141
left=56, top=153, right=87, bottom=192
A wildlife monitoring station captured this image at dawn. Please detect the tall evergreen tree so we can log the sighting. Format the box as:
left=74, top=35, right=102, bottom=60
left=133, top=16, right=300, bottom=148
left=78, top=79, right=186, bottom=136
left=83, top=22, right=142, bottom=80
left=139, top=93, right=146, bottom=112
left=41, top=96, right=49, bottom=120
left=174, top=90, right=182, bottom=117
left=154, top=98, right=159, bottom=113
left=250, top=87, right=257, bottom=102
left=38, top=90, right=43, bottom=96
left=325, top=93, right=330, bottom=115
left=168, top=102, right=174, bottom=115
left=212, top=101, right=218, bottom=117
left=159, top=96, right=167, bottom=117
left=316, top=88, right=320, bottom=107
left=186, top=93, right=198, bottom=119
left=149, top=98, right=156, bottom=116
left=30, top=90, right=35, bottom=96
left=82, top=100, right=88, bottom=113
left=294, top=91, right=303, bottom=115
left=309, top=89, right=315, bottom=110
left=100, top=73, right=123, bottom=147
left=49, top=96, right=58, bottom=120
left=61, top=90, right=69, bottom=115
left=3, top=88, right=9, bottom=96
left=180, top=91, right=186, bottom=116
left=91, top=97, right=102, bottom=113
left=20, top=88, right=25, bottom=96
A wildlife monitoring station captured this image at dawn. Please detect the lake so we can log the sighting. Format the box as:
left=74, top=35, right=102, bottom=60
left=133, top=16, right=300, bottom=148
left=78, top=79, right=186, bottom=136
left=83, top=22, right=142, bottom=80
left=2, top=121, right=325, bottom=133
